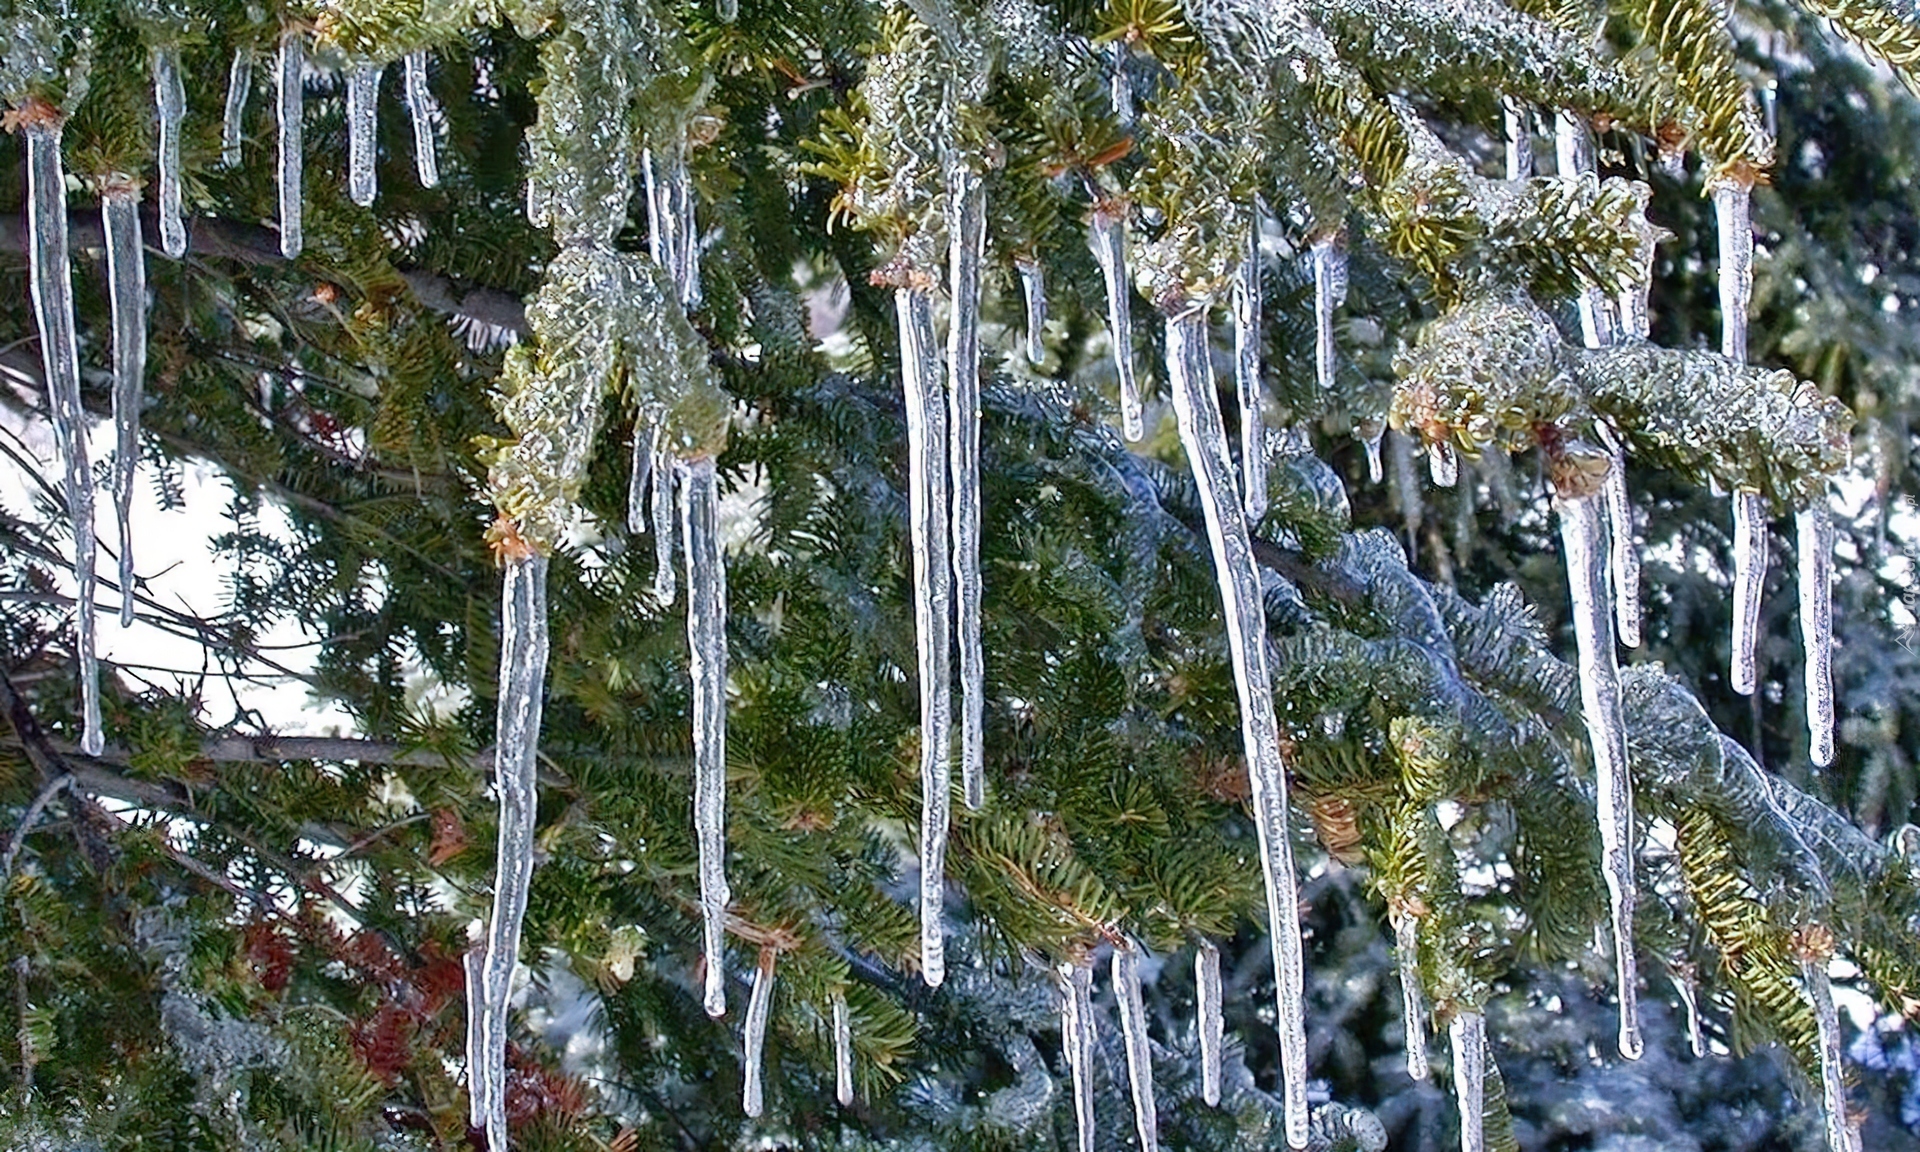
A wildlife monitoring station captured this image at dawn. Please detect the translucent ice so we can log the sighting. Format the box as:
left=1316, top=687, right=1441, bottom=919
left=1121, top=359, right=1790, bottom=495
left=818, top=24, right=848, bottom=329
left=1797, top=498, right=1835, bottom=766
left=276, top=30, right=304, bottom=259
left=1429, top=441, right=1458, bottom=488
left=1235, top=214, right=1266, bottom=520
left=1017, top=258, right=1046, bottom=365
left=103, top=187, right=146, bottom=628
left=684, top=457, right=731, bottom=1018
left=1090, top=207, right=1142, bottom=440
left=1450, top=1011, right=1485, bottom=1152
left=652, top=431, right=677, bottom=605
left=1112, top=941, right=1158, bottom=1150
left=1802, top=953, right=1861, bottom=1152
left=1311, top=235, right=1343, bottom=391
left=1503, top=98, right=1531, bottom=180
left=833, top=988, right=854, bottom=1106
left=1731, top=492, right=1768, bottom=697
left=1197, top=938, right=1223, bottom=1106
left=221, top=49, right=251, bottom=169
left=1396, top=913, right=1430, bottom=1080
left=346, top=63, right=379, bottom=207
left=743, top=949, right=775, bottom=1116
left=947, top=165, right=986, bottom=812
left=403, top=52, right=440, bottom=188
left=153, top=48, right=186, bottom=257
left=1602, top=443, right=1642, bottom=648
left=1713, top=180, right=1754, bottom=363
left=1058, top=959, right=1096, bottom=1152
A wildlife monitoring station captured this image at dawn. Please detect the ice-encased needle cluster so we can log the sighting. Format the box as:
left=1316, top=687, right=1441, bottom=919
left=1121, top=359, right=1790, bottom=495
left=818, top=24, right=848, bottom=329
left=276, top=29, right=304, bottom=259
left=1798, top=499, right=1836, bottom=766
left=1017, top=259, right=1046, bottom=365
left=947, top=165, right=986, bottom=813
left=1057, top=959, right=1097, bottom=1152
left=346, top=63, right=379, bottom=207
left=221, top=49, right=251, bottom=168
left=1196, top=939, right=1223, bottom=1107
left=832, top=988, right=854, bottom=1106
left=1090, top=206, right=1143, bottom=440
left=684, top=457, right=731, bottom=1019
left=25, top=122, right=104, bottom=757
left=1395, top=913, right=1430, bottom=1080
left=1450, top=1011, right=1486, bottom=1152
left=1164, top=307, right=1310, bottom=1147
left=898, top=286, right=952, bottom=988
left=471, top=554, right=550, bottom=1149
left=103, top=187, right=147, bottom=629
left=1801, top=953, right=1862, bottom=1152
left=1235, top=214, right=1266, bottom=521
left=1113, top=942, right=1159, bottom=1150
left=1731, top=491, right=1768, bottom=697
left=153, top=48, right=187, bottom=257
left=1556, top=489, right=1643, bottom=1060
left=1311, top=235, right=1343, bottom=392
left=403, top=52, right=441, bottom=188
left=742, top=948, right=776, bottom=1117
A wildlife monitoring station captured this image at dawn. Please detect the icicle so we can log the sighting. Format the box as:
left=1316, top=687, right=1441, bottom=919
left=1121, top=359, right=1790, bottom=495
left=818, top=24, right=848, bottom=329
left=24, top=119, right=103, bottom=756
left=1712, top=178, right=1754, bottom=363
left=627, top=417, right=653, bottom=536
left=463, top=947, right=491, bottom=1134
left=1395, top=913, right=1430, bottom=1080
left=1164, top=306, right=1310, bottom=1147
left=1311, top=235, right=1343, bottom=391
left=1502, top=97, right=1532, bottom=180
left=1553, top=111, right=1592, bottom=179
left=276, top=29, right=304, bottom=259
left=1555, top=482, right=1643, bottom=1059
left=1449, top=1012, right=1486, bottom=1152
left=742, top=948, right=775, bottom=1117
left=473, top=553, right=550, bottom=1149
left=403, top=52, right=440, bottom=188
left=1234, top=214, right=1266, bottom=520
left=899, top=286, right=952, bottom=987
left=1017, top=258, right=1046, bottom=366
left=1196, top=939, right=1223, bottom=1107
left=1058, top=959, right=1097, bottom=1152
left=1731, top=491, right=1768, bottom=696
left=1090, top=205, right=1142, bottom=441
left=1801, top=945, right=1861, bottom=1152
left=1112, top=941, right=1158, bottom=1151
left=1671, top=965, right=1707, bottom=1058
left=1429, top=441, right=1458, bottom=488
left=832, top=988, right=854, bottom=1106
left=152, top=47, right=186, bottom=258
left=103, top=186, right=146, bottom=629
left=1618, top=277, right=1650, bottom=343
left=651, top=431, right=677, bottom=604
left=1600, top=434, right=1642, bottom=649
left=718, top=0, right=739, bottom=22
left=346, top=64, right=379, bottom=207
left=1109, top=41, right=1132, bottom=123
left=1362, top=422, right=1385, bottom=485
left=947, top=164, right=986, bottom=814
left=1798, top=497, right=1836, bottom=766
left=644, top=147, right=701, bottom=310
left=683, top=457, right=731, bottom=1019
left=221, top=49, right=251, bottom=169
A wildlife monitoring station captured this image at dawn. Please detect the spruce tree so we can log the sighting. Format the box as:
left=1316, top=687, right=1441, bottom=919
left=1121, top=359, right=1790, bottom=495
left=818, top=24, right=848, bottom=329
left=1, top=0, right=1920, bottom=1149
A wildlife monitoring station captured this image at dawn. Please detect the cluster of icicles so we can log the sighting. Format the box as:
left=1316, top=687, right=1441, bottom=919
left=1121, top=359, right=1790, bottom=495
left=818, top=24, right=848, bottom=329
left=15, top=32, right=443, bottom=761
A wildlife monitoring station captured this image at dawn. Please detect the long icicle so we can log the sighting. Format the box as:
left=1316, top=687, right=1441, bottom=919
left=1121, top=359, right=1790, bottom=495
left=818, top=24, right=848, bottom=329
left=1196, top=938, right=1223, bottom=1107
left=1554, top=476, right=1643, bottom=1059
left=947, top=162, right=986, bottom=813
left=899, top=285, right=952, bottom=987
left=742, top=947, right=776, bottom=1117
left=103, top=185, right=147, bottom=629
left=1058, top=958, right=1096, bottom=1152
left=153, top=47, right=187, bottom=257
left=1714, top=176, right=1767, bottom=696
left=1311, top=235, right=1343, bottom=392
left=682, top=457, right=731, bottom=1018
left=1090, top=202, right=1142, bottom=440
left=1395, top=912, right=1430, bottom=1080
left=473, top=553, right=550, bottom=1149
left=832, top=988, right=854, bottom=1106
left=1112, top=940, right=1158, bottom=1151
left=1429, top=441, right=1458, bottom=488
left=1797, top=496, right=1836, bottom=766
left=346, top=63, right=379, bottom=207
left=1017, top=258, right=1046, bottom=365
left=24, top=116, right=103, bottom=756
left=1164, top=305, right=1310, bottom=1146
left=1235, top=210, right=1266, bottom=520
left=1800, top=942, right=1862, bottom=1152
left=1450, top=1011, right=1486, bottom=1152
left=276, top=27, right=304, bottom=259
left=403, top=52, right=440, bottom=188
left=221, top=49, right=251, bottom=168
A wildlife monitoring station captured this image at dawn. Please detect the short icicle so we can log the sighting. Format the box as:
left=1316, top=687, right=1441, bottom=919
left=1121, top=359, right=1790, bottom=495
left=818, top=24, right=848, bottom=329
left=651, top=430, right=677, bottom=604
left=1554, top=472, right=1643, bottom=1059
left=683, top=456, right=731, bottom=1019
left=276, top=27, right=304, bottom=259
left=221, top=49, right=251, bottom=168
left=832, top=988, right=854, bottom=1106
left=1164, top=304, right=1311, bottom=1147
left=1311, top=235, right=1343, bottom=391
left=24, top=117, right=103, bottom=755
left=1557, top=115, right=1617, bottom=351
left=742, top=948, right=776, bottom=1117
left=1730, top=492, right=1767, bottom=696
left=627, top=416, right=653, bottom=536
left=1090, top=203, right=1142, bottom=440
left=898, top=285, right=952, bottom=987
left=1113, top=940, right=1158, bottom=1150
left=152, top=47, right=187, bottom=257
left=1713, top=177, right=1754, bottom=364
left=473, top=553, right=551, bottom=1149
left=1449, top=1011, right=1486, bottom=1152
left=644, top=147, right=701, bottom=311
left=1235, top=211, right=1266, bottom=520
left=1362, top=422, right=1385, bottom=485
left=1800, top=942, right=1862, bottom=1152
left=1017, top=258, right=1046, bottom=365
left=1503, top=97, right=1532, bottom=180
left=103, top=185, right=147, bottom=628
left=1797, top=496, right=1836, bottom=766
left=1395, top=912, right=1430, bottom=1081
left=1196, top=938, right=1223, bottom=1107
left=1714, top=175, right=1769, bottom=698
left=1671, top=965, right=1707, bottom=1058
left=1058, top=959, right=1097, bottom=1152
left=946, top=162, right=986, bottom=813
left=403, top=52, right=440, bottom=188
left=1429, top=441, right=1458, bottom=488
left=346, top=63, right=379, bottom=207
